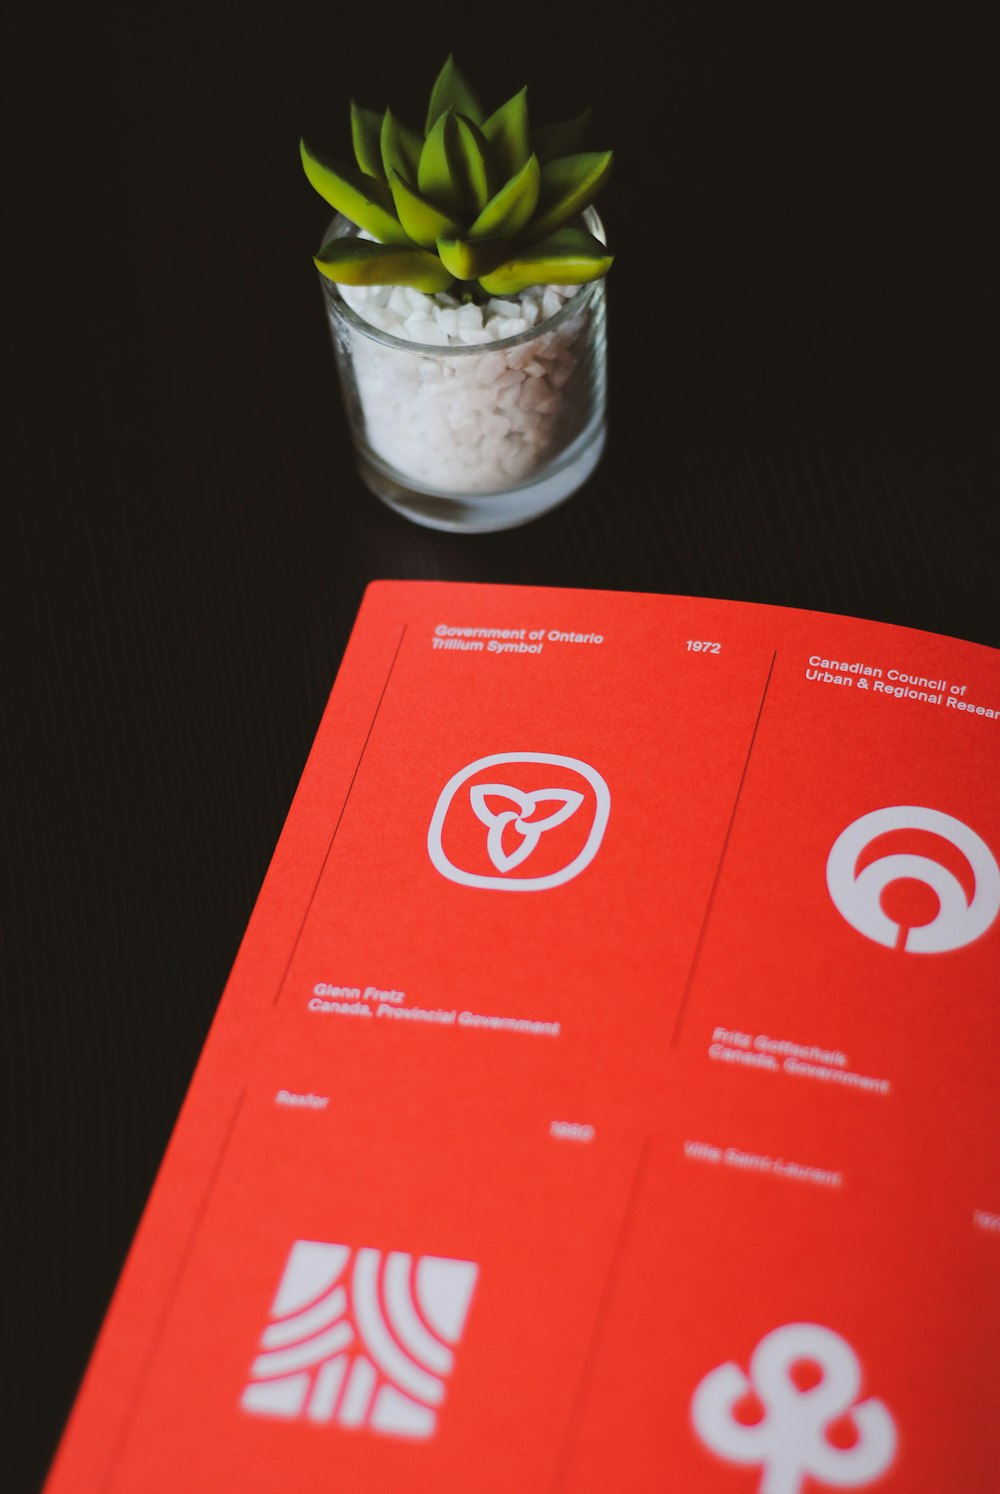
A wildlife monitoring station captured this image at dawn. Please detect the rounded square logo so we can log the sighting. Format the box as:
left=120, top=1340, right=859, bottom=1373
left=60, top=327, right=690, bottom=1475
left=427, top=753, right=611, bottom=891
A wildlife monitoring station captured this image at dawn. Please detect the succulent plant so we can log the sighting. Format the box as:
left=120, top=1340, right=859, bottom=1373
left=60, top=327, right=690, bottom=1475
left=301, top=55, right=613, bottom=298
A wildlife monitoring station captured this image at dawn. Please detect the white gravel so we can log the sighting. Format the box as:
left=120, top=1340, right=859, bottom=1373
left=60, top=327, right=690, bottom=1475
left=339, top=279, right=578, bottom=347
left=332, top=278, right=593, bottom=493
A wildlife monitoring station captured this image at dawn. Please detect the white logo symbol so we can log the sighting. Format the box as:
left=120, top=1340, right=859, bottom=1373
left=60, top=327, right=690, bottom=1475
left=691, top=1322, right=897, bottom=1494
left=428, top=752, right=610, bottom=890
left=470, top=783, right=584, bottom=872
left=241, top=1241, right=478, bottom=1439
left=826, top=805, right=1000, bottom=952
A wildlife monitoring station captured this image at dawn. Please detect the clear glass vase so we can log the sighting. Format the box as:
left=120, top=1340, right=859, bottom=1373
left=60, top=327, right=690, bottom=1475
left=318, top=210, right=608, bottom=533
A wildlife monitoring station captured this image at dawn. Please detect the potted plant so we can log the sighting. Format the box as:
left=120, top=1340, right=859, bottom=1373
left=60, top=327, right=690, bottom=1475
left=301, top=56, right=613, bottom=532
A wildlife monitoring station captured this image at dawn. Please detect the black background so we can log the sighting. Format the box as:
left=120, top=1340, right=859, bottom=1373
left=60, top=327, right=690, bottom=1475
left=9, top=4, right=995, bottom=1489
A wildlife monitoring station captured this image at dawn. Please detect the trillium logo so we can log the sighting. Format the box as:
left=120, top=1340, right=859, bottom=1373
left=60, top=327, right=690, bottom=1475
left=826, top=805, right=1000, bottom=952
left=469, top=783, right=584, bottom=873
left=241, top=1241, right=478, bottom=1439
left=428, top=752, right=610, bottom=890
left=691, top=1322, right=897, bottom=1494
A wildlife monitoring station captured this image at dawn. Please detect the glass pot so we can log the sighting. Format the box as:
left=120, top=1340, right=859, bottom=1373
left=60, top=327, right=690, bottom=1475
left=318, top=209, right=608, bottom=533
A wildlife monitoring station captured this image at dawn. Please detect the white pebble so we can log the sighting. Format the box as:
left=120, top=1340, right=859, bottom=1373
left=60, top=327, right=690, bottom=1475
left=496, top=381, right=524, bottom=409
left=405, top=317, right=449, bottom=346
left=362, top=308, right=395, bottom=332
left=450, top=417, right=481, bottom=443
left=520, top=378, right=552, bottom=410
left=418, top=358, right=449, bottom=384
left=494, top=317, right=529, bottom=339
left=447, top=387, right=493, bottom=422
left=487, top=298, right=522, bottom=318
left=475, top=352, right=508, bottom=384
left=501, top=437, right=529, bottom=475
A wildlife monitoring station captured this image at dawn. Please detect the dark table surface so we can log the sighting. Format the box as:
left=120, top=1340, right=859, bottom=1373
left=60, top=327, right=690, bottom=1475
left=10, top=5, right=995, bottom=1489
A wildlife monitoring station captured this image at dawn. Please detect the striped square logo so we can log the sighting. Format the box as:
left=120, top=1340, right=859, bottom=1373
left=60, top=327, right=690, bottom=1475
left=241, top=1241, right=478, bottom=1438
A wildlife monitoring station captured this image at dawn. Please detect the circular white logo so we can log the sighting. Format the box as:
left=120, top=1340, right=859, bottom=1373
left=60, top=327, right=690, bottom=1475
left=826, top=805, right=1000, bottom=953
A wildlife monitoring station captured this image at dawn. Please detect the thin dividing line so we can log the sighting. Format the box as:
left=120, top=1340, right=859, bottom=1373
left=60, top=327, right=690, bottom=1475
left=669, top=648, right=778, bottom=1048
left=272, top=623, right=409, bottom=1006
left=101, top=1087, right=248, bottom=1491
left=548, top=1137, right=651, bottom=1494
left=551, top=656, right=774, bottom=1484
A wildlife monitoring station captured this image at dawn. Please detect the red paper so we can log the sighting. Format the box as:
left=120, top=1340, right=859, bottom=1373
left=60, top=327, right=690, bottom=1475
left=46, top=583, right=1000, bottom=1493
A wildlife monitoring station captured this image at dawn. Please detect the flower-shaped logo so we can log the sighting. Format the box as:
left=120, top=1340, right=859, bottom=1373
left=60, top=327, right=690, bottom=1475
left=691, top=1322, right=897, bottom=1493
left=428, top=753, right=610, bottom=890
left=470, top=783, right=584, bottom=873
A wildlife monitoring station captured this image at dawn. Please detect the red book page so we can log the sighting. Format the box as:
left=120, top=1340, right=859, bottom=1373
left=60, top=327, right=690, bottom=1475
left=45, top=582, right=999, bottom=1493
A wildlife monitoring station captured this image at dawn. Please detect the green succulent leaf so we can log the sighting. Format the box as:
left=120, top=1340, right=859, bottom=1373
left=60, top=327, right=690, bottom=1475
left=388, top=169, right=463, bottom=250
left=468, top=153, right=540, bottom=241
left=482, top=86, right=530, bottom=180
left=314, top=236, right=454, bottom=293
left=380, top=108, right=423, bottom=183
left=350, top=103, right=385, bottom=179
left=451, top=113, right=496, bottom=216
left=418, top=111, right=464, bottom=218
left=477, top=226, right=613, bottom=295
left=302, top=61, right=614, bottom=291
left=525, top=150, right=613, bottom=241
left=436, top=235, right=510, bottom=281
left=300, top=139, right=411, bottom=244
left=425, top=54, right=484, bottom=133
left=532, top=108, right=594, bottom=164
